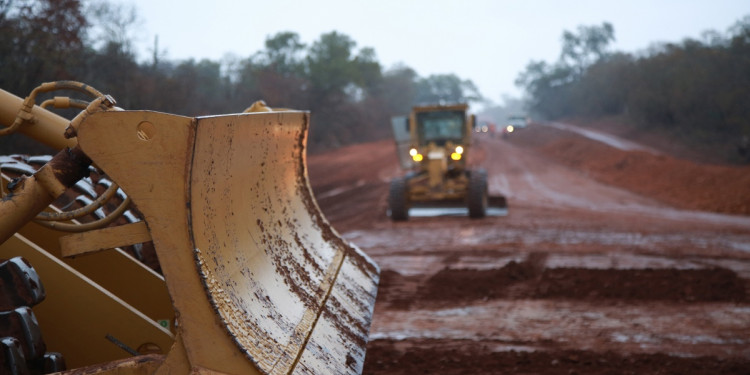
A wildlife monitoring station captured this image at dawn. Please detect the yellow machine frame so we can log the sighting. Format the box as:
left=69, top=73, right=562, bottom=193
left=406, top=103, right=474, bottom=202
left=0, top=84, right=379, bottom=374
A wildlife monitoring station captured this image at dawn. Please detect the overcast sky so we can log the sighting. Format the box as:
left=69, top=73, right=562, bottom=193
left=125, top=0, right=748, bottom=104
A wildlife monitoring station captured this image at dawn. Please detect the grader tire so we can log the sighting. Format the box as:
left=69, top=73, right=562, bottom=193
left=389, top=177, right=409, bottom=221
left=467, top=170, right=488, bottom=218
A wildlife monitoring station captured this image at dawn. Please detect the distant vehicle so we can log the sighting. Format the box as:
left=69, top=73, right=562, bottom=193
left=474, top=121, right=490, bottom=133
left=388, top=103, right=507, bottom=220
left=503, top=115, right=530, bottom=137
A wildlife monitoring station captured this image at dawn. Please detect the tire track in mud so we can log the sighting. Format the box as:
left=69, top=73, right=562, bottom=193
left=478, top=135, right=666, bottom=212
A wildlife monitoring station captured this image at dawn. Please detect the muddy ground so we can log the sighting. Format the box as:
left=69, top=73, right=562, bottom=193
left=307, top=122, right=750, bottom=374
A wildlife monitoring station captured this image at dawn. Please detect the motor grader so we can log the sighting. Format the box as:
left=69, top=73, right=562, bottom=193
left=0, top=81, right=379, bottom=374
left=388, top=103, right=505, bottom=220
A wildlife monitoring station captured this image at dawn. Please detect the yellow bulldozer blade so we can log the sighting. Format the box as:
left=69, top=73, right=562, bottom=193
left=73, top=110, right=379, bottom=374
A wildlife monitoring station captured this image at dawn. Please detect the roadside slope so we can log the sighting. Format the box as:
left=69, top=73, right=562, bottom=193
left=506, top=123, right=750, bottom=216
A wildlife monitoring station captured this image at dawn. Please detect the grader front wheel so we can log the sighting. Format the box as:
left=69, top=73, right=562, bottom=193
left=467, top=170, right=488, bottom=218
left=388, top=177, right=409, bottom=221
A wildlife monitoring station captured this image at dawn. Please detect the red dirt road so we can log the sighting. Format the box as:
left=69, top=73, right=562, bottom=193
left=307, top=123, right=750, bottom=374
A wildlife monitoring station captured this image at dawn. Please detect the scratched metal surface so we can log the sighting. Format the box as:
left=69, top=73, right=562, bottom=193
left=190, top=112, right=379, bottom=374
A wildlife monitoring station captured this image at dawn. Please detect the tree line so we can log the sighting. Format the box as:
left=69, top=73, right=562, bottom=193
left=515, top=17, right=750, bottom=163
left=0, top=0, right=482, bottom=153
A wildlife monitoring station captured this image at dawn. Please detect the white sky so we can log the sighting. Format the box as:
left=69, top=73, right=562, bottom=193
left=124, top=0, right=748, bottom=104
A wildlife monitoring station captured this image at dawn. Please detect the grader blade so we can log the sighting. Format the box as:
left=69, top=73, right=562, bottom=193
left=75, top=110, right=380, bottom=375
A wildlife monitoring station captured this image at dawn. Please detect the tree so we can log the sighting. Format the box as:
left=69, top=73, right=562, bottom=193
left=306, top=31, right=359, bottom=101
left=515, top=16, right=750, bottom=162
left=244, top=32, right=309, bottom=109
left=515, top=60, right=576, bottom=119
left=166, top=59, right=229, bottom=115
left=381, top=64, right=418, bottom=114
left=0, top=5, right=488, bottom=154
left=86, top=0, right=140, bottom=54
left=560, top=22, right=615, bottom=77
left=353, top=47, right=382, bottom=96
left=0, top=0, right=22, bottom=90
left=0, top=0, right=88, bottom=94
left=254, top=31, right=306, bottom=77
left=415, top=74, right=482, bottom=105
left=515, top=22, right=616, bottom=119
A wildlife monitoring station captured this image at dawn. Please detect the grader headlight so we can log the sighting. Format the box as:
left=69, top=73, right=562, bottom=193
left=450, top=145, right=464, bottom=161
left=410, top=147, right=424, bottom=162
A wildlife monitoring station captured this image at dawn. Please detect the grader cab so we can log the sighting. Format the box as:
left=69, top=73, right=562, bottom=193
left=0, top=82, right=379, bottom=374
left=388, top=103, right=506, bottom=220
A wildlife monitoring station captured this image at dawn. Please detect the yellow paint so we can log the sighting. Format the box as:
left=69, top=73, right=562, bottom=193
left=76, top=110, right=378, bottom=374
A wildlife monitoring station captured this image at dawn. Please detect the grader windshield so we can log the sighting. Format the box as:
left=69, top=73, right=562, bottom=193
left=416, top=110, right=465, bottom=146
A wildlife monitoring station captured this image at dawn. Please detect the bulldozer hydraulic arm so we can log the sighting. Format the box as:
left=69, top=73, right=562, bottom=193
left=0, top=146, right=91, bottom=244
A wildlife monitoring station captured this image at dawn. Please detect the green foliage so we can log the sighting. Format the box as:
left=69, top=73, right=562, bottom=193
left=381, top=65, right=418, bottom=115
left=516, top=18, right=750, bottom=163
left=415, top=74, right=482, bottom=105
left=0, top=2, right=483, bottom=153
left=516, top=22, right=616, bottom=119
left=255, top=31, right=306, bottom=77
left=86, top=0, right=139, bottom=53
left=306, top=31, right=359, bottom=99
left=0, top=0, right=87, bottom=93
left=560, top=22, right=615, bottom=77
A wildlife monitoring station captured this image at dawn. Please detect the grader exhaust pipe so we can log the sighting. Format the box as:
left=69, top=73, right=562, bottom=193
left=0, top=84, right=379, bottom=374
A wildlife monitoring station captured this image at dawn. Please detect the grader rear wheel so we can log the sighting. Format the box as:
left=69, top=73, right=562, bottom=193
left=388, top=177, right=409, bottom=221
left=467, top=170, right=488, bottom=218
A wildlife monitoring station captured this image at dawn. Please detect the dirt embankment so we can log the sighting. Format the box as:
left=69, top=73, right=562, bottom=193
left=507, top=124, right=750, bottom=215
left=307, top=139, right=398, bottom=232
